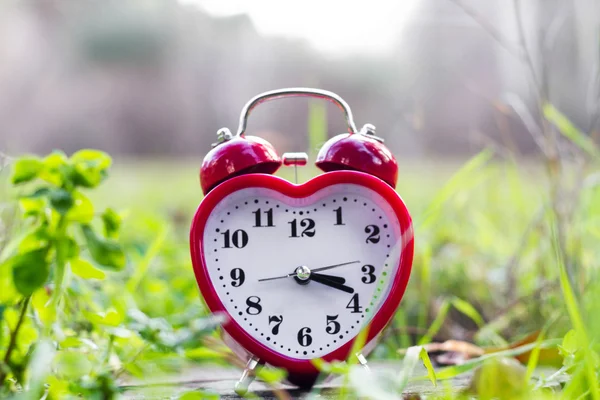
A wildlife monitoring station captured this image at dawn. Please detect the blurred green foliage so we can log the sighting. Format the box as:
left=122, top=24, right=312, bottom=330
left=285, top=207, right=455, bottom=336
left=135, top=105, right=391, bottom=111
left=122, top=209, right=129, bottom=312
left=0, top=102, right=599, bottom=399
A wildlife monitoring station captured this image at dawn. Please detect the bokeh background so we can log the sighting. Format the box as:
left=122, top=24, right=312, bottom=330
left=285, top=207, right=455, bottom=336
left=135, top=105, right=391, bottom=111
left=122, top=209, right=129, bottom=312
left=1, top=1, right=600, bottom=393
left=1, top=0, right=598, bottom=158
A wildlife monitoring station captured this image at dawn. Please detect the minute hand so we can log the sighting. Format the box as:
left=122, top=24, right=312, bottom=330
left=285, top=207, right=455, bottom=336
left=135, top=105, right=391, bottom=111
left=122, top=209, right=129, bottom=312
left=310, top=261, right=361, bottom=273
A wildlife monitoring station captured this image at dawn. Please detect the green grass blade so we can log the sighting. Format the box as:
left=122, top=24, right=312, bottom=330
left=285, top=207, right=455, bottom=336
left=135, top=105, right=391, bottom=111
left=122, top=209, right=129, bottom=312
left=413, top=339, right=561, bottom=381
left=543, top=103, right=600, bottom=159
left=418, top=299, right=451, bottom=345
left=451, top=297, right=485, bottom=328
left=420, top=149, right=494, bottom=229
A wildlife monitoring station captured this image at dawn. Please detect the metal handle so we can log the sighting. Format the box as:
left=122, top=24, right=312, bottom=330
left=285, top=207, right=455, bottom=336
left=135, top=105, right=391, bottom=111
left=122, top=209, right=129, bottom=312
left=235, top=87, right=359, bottom=136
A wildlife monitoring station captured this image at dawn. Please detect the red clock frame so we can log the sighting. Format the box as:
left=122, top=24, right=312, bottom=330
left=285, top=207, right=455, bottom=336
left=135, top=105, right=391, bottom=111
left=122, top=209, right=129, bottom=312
left=189, top=170, right=414, bottom=374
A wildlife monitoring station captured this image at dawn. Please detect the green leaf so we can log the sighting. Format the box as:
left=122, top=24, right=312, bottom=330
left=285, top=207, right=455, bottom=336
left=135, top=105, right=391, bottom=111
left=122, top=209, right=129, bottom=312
left=179, top=391, right=219, bottom=400
left=66, top=191, right=94, bottom=223
left=11, top=156, right=43, bottom=184
left=39, top=150, right=68, bottom=186
left=70, top=149, right=112, bottom=188
left=19, top=197, right=46, bottom=217
left=0, top=261, right=19, bottom=303
left=18, top=224, right=51, bottom=253
left=544, top=103, right=600, bottom=159
left=102, top=208, right=121, bottom=238
left=83, top=308, right=123, bottom=327
left=10, top=249, right=50, bottom=295
left=561, top=329, right=579, bottom=354
left=70, top=258, right=106, bottom=280
left=53, top=351, right=92, bottom=379
left=49, top=188, right=74, bottom=215
left=81, top=225, right=126, bottom=270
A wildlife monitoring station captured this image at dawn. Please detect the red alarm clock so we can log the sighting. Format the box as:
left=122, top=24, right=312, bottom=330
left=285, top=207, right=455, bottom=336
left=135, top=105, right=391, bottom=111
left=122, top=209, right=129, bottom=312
left=189, top=88, right=414, bottom=393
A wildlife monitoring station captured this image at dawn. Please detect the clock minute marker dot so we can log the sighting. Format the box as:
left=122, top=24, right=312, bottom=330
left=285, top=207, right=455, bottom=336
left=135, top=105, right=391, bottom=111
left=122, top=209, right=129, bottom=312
left=339, top=335, right=343, bottom=339
left=245, top=202, right=248, bottom=205
left=235, top=206, right=239, bottom=209
left=220, top=220, right=224, bottom=223
left=314, top=208, right=317, bottom=212
left=363, top=203, right=367, bottom=206
left=387, top=245, right=391, bottom=248
left=227, top=212, right=230, bottom=215
left=266, top=337, right=270, bottom=341
left=254, top=199, right=259, bottom=204
left=333, top=199, right=336, bottom=203
left=276, top=204, right=279, bottom=208
left=343, top=197, right=347, bottom=201
left=354, top=199, right=357, bottom=202
left=384, top=224, right=388, bottom=228
left=215, top=228, right=220, bottom=233
left=238, top=312, right=242, bottom=316
left=372, top=208, right=375, bottom=212
left=304, top=351, right=307, bottom=355
left=299, top=211, right=303, bottom=215
left=379, top=216, right=383, bottom=219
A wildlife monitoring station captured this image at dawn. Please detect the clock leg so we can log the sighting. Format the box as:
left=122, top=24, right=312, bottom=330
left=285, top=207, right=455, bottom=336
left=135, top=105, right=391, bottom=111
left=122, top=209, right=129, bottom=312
left=356, top=352, right=370, bottom=371
left=234, top=356, right=263, bottom=395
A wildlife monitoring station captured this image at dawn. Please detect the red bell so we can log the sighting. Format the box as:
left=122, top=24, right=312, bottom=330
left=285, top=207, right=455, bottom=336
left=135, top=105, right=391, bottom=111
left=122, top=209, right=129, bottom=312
left=200, top=128, right=281, bottom=195
left=316, top=124, right=398, bottom=188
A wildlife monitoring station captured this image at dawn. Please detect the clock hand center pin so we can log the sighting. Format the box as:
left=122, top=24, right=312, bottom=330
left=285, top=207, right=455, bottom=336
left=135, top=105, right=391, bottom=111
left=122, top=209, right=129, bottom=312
left=257, top=260, right=360, bottom=282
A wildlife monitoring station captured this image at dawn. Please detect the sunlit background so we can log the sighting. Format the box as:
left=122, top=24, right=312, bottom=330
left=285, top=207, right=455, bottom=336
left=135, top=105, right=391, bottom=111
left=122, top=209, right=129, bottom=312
left=0, top=0, right=597, bottom=159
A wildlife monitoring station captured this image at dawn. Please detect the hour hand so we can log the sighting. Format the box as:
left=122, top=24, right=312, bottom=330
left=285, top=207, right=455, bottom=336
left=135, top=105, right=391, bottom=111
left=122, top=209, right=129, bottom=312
left=309, top=273, right=354, bottom=294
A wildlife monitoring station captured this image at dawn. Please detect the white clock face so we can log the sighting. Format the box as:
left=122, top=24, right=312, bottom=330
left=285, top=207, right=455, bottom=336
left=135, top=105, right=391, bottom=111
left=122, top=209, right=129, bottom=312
left=201, top=184, right=407, bottom=360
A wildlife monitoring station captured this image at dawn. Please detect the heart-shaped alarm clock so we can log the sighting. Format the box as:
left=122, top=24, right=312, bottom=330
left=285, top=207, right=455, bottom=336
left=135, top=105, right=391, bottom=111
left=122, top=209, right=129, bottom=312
left=190, top=88, right=414, bottom=392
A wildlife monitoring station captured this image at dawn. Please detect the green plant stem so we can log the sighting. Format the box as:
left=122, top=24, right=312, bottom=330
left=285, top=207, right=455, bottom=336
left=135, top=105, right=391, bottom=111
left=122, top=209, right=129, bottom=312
left=0, top=296, right=31, bottom=385
left=51, top=215, right=69, bottom=309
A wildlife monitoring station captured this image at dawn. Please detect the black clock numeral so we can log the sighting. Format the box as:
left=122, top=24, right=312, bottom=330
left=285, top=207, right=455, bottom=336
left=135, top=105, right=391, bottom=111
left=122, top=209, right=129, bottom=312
left=222, top=229, right=249, bottom=248
left=333, top=207, right=345, bottom=226
left=361, top=265, right=376, bottom=284
left=253, top=208, right=274, bottom=227
left=289, top=218, right=316, bottom=238
left=297, top=327, right=313, bottom=347
left=326, top=315, right=341, bottom=335
left=365, top=225, right=380, bottom=244
left=268, top=315, right=283, bottom=335
left=346, top=293, right=363, bottom=314
left=230, top=268, right=245, bottom=287
left=245, top=296, right=262, bottom=315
